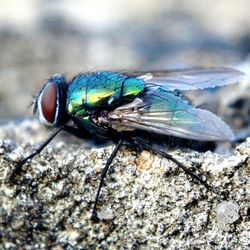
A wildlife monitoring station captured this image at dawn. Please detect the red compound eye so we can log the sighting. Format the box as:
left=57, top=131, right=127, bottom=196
left=40, top=82, right=58, bottom=123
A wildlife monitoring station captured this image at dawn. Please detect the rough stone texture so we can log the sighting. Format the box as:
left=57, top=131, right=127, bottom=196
left=0, top=120, right=249, bottom=249
left=0, top=1, right=249, bottom=249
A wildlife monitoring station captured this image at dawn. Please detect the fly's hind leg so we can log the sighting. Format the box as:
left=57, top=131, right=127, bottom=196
left=132, top=137, right=211, bottom=190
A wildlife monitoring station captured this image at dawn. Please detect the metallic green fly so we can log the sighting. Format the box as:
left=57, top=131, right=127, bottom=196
left=11, top=67, right=245, bottom=221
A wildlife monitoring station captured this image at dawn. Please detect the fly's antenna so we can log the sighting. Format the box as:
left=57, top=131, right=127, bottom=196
left=25, top=95, right=38, bottom=113
left=32, top=95, right=39, bottom=114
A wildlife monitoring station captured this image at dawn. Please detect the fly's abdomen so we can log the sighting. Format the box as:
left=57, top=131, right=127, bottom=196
left=66, top=72, right=145, bottom=117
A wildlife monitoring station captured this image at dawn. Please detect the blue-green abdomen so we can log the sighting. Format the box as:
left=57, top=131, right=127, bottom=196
left=66, top=72, right=145, bottom=117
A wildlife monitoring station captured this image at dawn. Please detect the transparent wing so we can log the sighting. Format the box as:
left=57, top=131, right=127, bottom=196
left=128, top=67, right=245, bottom=91
left=108, top=89, right=235, bottom=141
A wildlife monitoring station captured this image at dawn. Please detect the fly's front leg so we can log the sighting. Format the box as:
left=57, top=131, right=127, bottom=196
left=91, top=139, right=123, bottom=222
left=9, top=127, right=63, bottom=182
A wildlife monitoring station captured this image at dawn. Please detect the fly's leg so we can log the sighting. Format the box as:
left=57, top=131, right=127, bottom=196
left=92, top=139, right=123, bottom=222
left=133, top=137, right=211, bottom=189
left=10, top=127, right=63, bottom=182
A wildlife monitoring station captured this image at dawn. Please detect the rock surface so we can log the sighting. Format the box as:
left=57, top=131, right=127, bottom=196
left=0, top=120, right=249, bottom=249
left=0, top=1, right=249, bottom=248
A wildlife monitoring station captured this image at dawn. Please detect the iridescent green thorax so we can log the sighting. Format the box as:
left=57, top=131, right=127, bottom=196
left=66, top=72, right=145, bottom=117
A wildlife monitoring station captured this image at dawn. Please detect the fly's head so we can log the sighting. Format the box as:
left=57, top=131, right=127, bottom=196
left=34, top=74, right=68, bottom=127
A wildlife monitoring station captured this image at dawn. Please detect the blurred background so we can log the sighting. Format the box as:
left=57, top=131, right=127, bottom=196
left=0, top=0, right=249, bottom=134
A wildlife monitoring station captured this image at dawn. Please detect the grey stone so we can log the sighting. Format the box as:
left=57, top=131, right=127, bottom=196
left=0, top=120, right=249, bottom=249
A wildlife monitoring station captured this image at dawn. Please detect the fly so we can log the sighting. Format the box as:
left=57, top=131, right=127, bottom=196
left=10, top=67, right=245, bottom=221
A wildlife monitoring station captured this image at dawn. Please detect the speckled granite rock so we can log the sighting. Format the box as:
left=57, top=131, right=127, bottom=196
left=0, top=120, right=249, bottom=249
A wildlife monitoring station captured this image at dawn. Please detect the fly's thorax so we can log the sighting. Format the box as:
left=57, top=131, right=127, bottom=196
left=36, top=74, right=68, bottom=127
left=66, top=95, right=88, bottom=117
left=66, top=75, right=88, bottom=117
left=66, top=72, right=145, bottom=118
